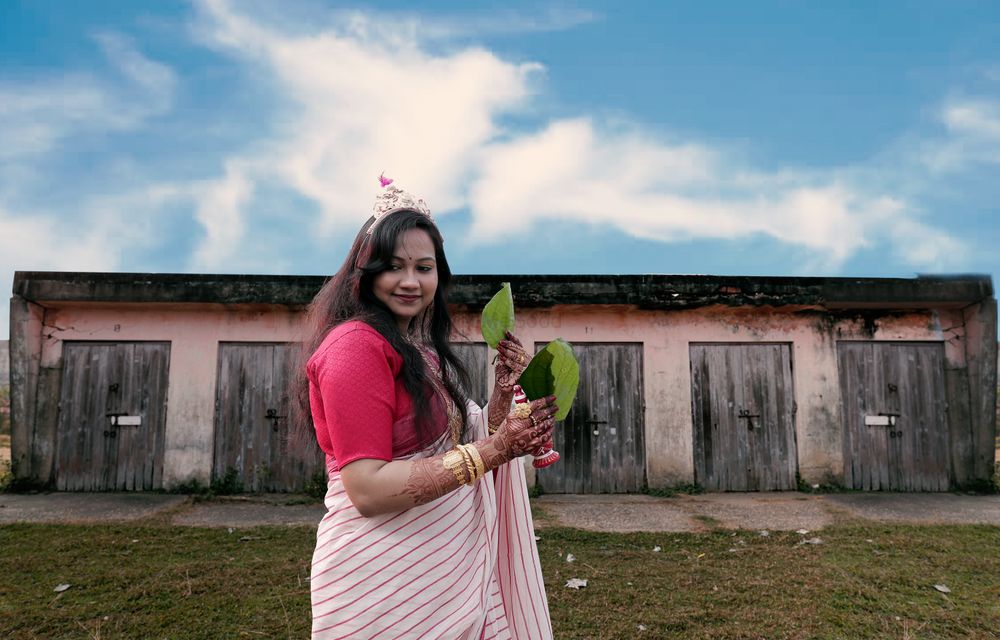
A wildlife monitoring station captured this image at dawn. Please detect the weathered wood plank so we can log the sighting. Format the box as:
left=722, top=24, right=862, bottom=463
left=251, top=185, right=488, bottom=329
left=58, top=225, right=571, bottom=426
left=214, top=342, right=324, bottom=492
left=452, top=343, right=489, bottom=407
left=537, top=343, right=645, bottom=494
left=55, top=342, right=169, bottom=491
left=839, top=341, right=951, bottom=491
left=690, top=343, right=796, bottom=491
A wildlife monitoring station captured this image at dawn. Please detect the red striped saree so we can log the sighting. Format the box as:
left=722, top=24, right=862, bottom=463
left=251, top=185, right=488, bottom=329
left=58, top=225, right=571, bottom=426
left=310, top=403, right=552, bottom=639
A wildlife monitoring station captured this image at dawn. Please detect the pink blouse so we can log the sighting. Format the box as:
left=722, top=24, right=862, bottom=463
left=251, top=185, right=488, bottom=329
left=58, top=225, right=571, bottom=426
left=306, top=320, right=447, bottom=470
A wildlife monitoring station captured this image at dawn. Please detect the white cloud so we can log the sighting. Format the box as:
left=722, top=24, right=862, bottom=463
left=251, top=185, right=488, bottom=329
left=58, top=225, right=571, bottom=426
left=93, top=31, right=177, bottom=113
left=921, top=98, right=1000, bottom=172
left=187, top=0, right=542, bottom=265
left=0, top=204, right=120, bottom=336
left=943, top=99, right=1000, bottom=138
left=468, top=118, right=927, bottom=269
left=889, top=218, right=966, bottom=270
left=0, top=33, right=176, bottom=161
left=183, top=1, right=969, bottom=274
left=191, top=162, right=254, bottom=270
left=0, top=206, right=114, bottom=273
left=0, top=34, right=182, bottom=336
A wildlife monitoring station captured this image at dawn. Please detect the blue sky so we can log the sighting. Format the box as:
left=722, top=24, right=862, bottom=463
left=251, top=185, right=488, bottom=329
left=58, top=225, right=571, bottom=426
left=2, top=1, right=999, bottom=335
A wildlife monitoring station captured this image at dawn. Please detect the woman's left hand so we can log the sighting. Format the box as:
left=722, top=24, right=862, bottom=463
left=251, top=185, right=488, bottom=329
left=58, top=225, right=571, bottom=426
left=495, top=331, right=529, bottom=389
left=495, top=395, right=559, bottom=458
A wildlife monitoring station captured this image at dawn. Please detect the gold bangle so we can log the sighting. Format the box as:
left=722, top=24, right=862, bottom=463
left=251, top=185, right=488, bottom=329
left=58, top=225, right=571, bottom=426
left=466, top=449, right=479, bottom=482
left=457, top=445, right=482, bottom=483
left=460, top=448, right=474, bottom=485
left=487, top=420, right=502, bottom=435
left=463, top=444, right=486, bottom=482
left=513, top=404, right=531, bottom=419
left=457, top=445, right=475, bottom=484
left=443, top=449, right=469, bottom=485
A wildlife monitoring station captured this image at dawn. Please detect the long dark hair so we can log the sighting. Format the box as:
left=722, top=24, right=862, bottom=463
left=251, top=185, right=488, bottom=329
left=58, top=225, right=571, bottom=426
left=290, top=209, right=472, bottom=451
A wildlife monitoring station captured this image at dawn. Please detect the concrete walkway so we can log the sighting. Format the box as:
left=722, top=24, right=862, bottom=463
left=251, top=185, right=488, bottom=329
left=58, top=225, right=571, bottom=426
left=2, top=491, right=999, bottom=531
left=536, top=492, right=1000, bottom=532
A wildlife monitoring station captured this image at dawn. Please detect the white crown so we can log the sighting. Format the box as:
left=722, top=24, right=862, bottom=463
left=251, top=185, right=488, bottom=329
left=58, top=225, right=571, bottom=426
left=370, top=174, right=432, bottom=234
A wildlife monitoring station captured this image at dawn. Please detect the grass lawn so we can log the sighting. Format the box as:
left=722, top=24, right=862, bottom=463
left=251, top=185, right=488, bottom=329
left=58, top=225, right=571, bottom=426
left=2, top=516, right=998, bottom=639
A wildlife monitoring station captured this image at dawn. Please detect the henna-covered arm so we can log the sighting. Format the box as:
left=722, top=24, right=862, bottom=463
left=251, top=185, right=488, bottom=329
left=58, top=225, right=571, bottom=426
left=487, top=332, right=529, bottom=430
left=340, top=395, right=558, bottom=517
left=486, top=388, right=515, bottom=432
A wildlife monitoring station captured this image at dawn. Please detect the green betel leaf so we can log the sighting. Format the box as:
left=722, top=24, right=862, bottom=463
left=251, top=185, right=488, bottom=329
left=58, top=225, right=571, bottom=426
left=480, top=282, right=515, bottom=349
left=518, top=348, right=555, bottom=403
left=517, top=339, right=580, bottom=421
left=546, top=339, right=580, bottom=421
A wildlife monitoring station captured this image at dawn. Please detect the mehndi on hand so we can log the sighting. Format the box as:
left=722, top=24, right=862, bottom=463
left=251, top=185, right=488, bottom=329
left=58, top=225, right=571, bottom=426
left=494, top=395, right=559, bottom=458
left=495, top=331, right=529, bottom=390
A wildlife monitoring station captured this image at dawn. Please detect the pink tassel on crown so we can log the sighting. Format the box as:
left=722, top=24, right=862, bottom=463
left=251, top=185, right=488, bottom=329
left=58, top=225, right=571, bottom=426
left=512, top=384, right=560, bottom=468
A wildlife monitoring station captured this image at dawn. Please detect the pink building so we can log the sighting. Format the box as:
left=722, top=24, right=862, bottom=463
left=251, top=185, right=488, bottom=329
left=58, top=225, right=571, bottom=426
left=9, top=271, right=997, bottom=493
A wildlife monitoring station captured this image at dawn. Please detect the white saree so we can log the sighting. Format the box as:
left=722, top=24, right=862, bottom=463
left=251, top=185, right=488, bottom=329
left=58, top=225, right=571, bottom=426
left=310, top=403, right=552, bottom=639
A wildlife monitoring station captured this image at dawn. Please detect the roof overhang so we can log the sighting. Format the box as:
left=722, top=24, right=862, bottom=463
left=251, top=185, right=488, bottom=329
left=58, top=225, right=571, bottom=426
left=12, top=271, right=994, bottom=312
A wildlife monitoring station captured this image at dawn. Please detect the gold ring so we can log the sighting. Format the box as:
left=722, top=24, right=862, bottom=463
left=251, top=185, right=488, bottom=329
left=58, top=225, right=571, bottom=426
left=513, top=404, right=531, bottom=419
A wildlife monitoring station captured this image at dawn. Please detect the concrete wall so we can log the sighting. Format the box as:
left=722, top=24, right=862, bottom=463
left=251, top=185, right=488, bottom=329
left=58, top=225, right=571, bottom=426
left=9, top=297, right=44, bottom=479
left=0, top=339, right=9, bottom=386
left=0, top=339, right=9, bottom=436
left=11, top=298, right=995, bottom=490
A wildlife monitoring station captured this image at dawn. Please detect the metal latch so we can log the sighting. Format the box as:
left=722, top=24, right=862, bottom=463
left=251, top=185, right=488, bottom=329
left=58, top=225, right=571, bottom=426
left=265, top=408, right=285, bottom=431
left=738, top=408, right=761, bottom=430
left=864, top=412, right=900, bottom=427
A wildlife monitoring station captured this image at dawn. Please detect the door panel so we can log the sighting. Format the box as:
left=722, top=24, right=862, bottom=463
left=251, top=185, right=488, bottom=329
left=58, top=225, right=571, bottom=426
left=214, top=343, right=324, bottom=492
left=452, top=342, right=489, bottom=408
left=691, top=343, right=797, bottom=491
left=536, top=343, right=645, bottom=493
left=56, top=342, right=170, bottom=491
left=839, top=342, right=950, bottom=491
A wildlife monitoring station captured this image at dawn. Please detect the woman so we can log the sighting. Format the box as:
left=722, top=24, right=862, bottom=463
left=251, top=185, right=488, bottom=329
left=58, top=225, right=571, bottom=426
left=294, top=178, right=558, bottom=639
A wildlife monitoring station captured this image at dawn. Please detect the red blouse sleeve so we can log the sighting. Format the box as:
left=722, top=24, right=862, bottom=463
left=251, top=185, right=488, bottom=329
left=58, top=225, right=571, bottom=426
left=308, top=324, right=401, bottom=468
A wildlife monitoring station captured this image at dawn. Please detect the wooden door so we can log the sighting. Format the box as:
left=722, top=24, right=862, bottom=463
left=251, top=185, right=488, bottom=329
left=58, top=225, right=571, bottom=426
left=536, top=343, right=645, bottom=493
left=690, top=343, right=798, bottom=491
left=838, top=342, right=950, bottom=491
left=214, top=343, right=324, bottom=492
left=452, top=342, right=489, bottom=407
left=56, top=342, right=170, bottom=491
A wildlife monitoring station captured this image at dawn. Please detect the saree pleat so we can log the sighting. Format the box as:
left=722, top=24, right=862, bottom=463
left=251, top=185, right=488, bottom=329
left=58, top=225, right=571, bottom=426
left=311, top=403, right=552, bottom=640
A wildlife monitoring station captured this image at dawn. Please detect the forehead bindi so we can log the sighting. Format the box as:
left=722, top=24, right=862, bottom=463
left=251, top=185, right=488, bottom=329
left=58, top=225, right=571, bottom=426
left=393, top=229, right=436, bottom=263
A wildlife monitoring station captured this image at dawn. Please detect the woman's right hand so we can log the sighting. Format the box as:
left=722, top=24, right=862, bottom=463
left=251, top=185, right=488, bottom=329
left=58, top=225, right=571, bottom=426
left=494, top=395, right=559, bottom=458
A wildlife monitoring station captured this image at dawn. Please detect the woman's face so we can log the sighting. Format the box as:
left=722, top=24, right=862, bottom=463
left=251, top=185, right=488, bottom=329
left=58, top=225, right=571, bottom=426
left=373, top=227, right=439, bottom=332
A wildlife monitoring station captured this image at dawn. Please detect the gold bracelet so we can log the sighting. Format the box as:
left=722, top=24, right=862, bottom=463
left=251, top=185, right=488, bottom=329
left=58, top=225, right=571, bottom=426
left=443, top=449, right=469, bottom=485
left=487, top=420, right=502, bottom=435
left=462, top=444, right=486, bottom=482
left=456, top=444, right=472, bottom=482
left=456, top=444, right=476, bottom=483
left=462, top=446, right=477, bottom=483
left=460, top=448, right=474, bottom=485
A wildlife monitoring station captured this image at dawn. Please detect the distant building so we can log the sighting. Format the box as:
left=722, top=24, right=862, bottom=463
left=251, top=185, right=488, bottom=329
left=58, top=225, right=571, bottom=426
left=8, top=271, right=998, bottom=493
